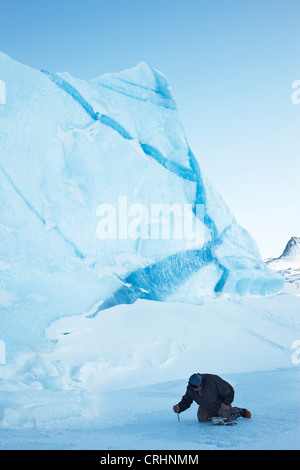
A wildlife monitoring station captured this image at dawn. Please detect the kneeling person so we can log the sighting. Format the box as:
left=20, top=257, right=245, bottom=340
left=173, top=373, right=251, bottom=422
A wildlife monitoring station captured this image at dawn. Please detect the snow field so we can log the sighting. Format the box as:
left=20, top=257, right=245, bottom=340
left=0, top=294, right=299, bottom=449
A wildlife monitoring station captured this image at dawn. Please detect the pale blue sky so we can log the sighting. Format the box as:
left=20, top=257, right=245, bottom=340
left=0, top=0, right=299, bottom=257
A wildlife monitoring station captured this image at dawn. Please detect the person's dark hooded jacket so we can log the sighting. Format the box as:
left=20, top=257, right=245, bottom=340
left=177, top=374, right=234, bottom=415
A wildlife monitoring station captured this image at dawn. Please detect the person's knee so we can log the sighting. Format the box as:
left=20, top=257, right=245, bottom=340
left=197, top=407, right=210, bottom=422
left=198, top=416, right=210, bottom=422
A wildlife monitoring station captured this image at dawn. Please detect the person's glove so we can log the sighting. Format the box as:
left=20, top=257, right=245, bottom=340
left=173, top=404, right=180, bottom=413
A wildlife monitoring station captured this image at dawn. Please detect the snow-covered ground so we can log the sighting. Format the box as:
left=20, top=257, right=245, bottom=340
left=0, top=294, right=299, bottom=450
left=0, top=368, right=299, bottom=450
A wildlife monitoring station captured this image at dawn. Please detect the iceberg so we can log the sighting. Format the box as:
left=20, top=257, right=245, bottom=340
left=0, top=52, right=283, bottom=358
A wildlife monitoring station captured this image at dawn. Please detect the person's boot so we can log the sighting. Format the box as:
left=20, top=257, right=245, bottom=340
left=240, top=408, right=251, bottom=418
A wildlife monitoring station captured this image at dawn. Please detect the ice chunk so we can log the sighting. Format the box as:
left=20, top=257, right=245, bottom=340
left=0, top=51, right=283, bottom=358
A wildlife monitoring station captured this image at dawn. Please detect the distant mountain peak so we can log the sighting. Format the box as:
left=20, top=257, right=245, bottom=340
left=281, top=237, right=300, bottom=259
left=266, top=237, right=300, bottom=296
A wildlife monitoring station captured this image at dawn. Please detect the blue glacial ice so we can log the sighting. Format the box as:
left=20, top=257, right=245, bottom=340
left=0, top=51, right=283, bottom=357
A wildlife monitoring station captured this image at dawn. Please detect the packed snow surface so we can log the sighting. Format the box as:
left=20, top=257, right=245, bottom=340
left=0, top=295, right=300, bottom=449
left=0, top=367, right=299, bottom=451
